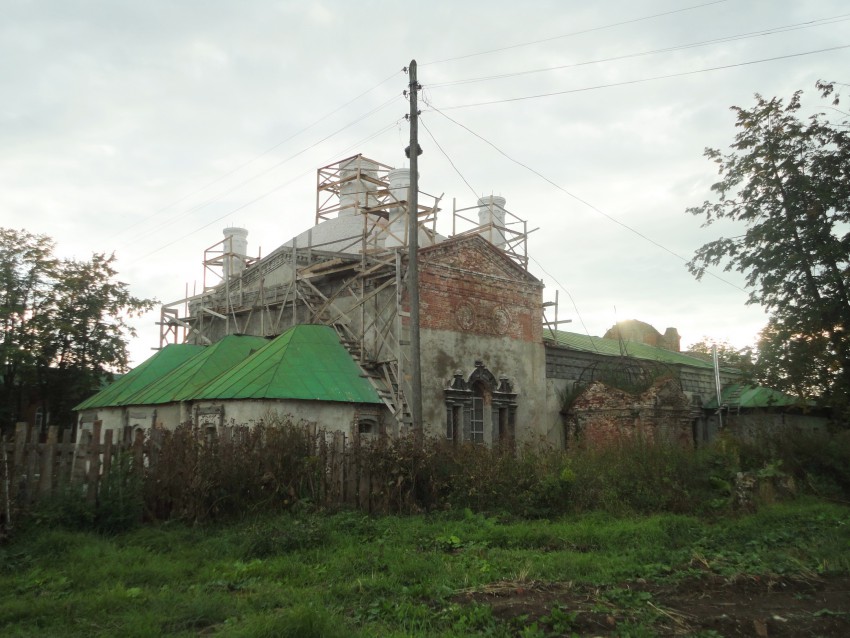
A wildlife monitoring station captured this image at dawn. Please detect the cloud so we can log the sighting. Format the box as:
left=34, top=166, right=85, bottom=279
left=2, top=0, right=848, bottom=364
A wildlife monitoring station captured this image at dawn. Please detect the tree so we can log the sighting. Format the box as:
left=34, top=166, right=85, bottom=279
left=0, top=228, right=155, bottom=433
left=685, top=338, right=755, bottom=377
left=753, top=318, right=837, bottom=400
left=687, top=82, right=850, bottom=418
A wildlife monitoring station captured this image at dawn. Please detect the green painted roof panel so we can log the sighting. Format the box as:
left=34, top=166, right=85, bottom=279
left=703, top=384, right=804, bottom=409
left=193, top=324, right=382, bottom=404
left=544, top=329, right=738, bottom=372
left=125, top=334, right=270, bottom=405
left=74, top=344, right=206, bottom=410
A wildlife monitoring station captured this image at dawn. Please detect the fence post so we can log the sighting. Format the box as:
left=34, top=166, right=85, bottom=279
left=102, top=429, right=114, bottom=480
left=85, top=421, right=103, bottom=506
left=11, top=423, right=28, bottom=501
left=132, top=429, right=145, bottom=476
left=25, top=425, right=39, bottom=505
left=56, top=427, right=74, bottom=491
left=2, top=434, right=11, bottom=531
left=38, top=426, right=59, bottom=497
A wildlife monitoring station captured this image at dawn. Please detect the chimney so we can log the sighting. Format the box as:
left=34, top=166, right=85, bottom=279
left=384, top=167, right=411, bottom=248
left=222, top=227, right=248, bottom=279
left=477, top=195, right=507, bottom=248
left=338, top=156, right=379, bottom=216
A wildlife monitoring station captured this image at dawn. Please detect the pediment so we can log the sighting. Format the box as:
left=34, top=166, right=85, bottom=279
left=419, top=235, right=541, bottom=285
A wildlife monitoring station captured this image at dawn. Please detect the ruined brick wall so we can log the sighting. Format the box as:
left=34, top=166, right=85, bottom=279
left=565, top=377, right=692, bottom=448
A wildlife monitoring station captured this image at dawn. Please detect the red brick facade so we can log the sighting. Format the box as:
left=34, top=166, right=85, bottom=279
left=416, top=236, right=543, bottom=343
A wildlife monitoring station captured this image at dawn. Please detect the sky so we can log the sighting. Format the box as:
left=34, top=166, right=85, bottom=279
left=2, top=0, right=849, bottom=366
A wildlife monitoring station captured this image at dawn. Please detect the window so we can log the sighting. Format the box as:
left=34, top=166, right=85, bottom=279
left=446, top=405, right=461, bottom=443
left=470, top=384, right=485, bottom=443
left=445, top=363, right=516, bottom=446
left=358, top=419, right=377, bottom=436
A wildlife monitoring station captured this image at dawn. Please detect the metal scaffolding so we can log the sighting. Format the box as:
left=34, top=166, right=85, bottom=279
left=157, top=154, right=533, bottom=430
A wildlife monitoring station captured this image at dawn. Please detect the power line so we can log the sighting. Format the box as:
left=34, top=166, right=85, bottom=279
left=421, top=0, right=730, bottom=66
left=432, top=45, right=850, bottom=110
left=529, top=256, right=599, bottom=352
left=129, top=118, right=402, bottom=264
left=428, top=15, right=850, bottom=89
left=111, top=69, right=403, bottom=242
left=425, top=100, right=748, bottom=294
left=421, top=112, right=598, bottom=347
left=123, top=93, right=404, bottom=248
left=419, top=117, right=479, bottom=201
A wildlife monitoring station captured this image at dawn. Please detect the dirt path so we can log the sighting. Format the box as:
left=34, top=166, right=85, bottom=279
left=454, top=574, right=850, bottom=636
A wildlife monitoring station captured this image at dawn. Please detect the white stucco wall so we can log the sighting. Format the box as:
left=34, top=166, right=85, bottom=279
left=420, top=328, right=547, bottom=443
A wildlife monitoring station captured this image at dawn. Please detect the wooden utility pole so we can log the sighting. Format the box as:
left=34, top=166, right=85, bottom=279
left=407, top=60, right=423, bottom=439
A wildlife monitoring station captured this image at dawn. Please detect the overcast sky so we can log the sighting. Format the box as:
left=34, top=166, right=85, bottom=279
left=2, top=0, right=849, bottom=366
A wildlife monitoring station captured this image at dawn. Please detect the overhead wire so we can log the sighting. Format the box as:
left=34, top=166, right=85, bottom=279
left=431, top=45, right=850, bottom=110
left=423, top=98, right=748, bottom=295
left=123, top=93, right=405, bottom=249
left=130, top=113, right=405, bottom=264
left=111, top=69, right=403, bottom=241
left=428, top=14, right=850, bottom=89
left=419, top=117, right=479, bottom=201
left=420, top=0, right=731, bottom=66
left=420, top=112, right=598, bottom=347
left=529, top=255, right=599, bottom=350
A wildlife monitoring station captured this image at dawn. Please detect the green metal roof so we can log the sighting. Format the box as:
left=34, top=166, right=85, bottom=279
left=75, top=344, right=205, bottom=410
left=124, top=334, right=270, bottom=406
left=193, top=324, right=382, bottom=404
left=544, top=329, right=738, bottom=372
left=703, top=384, right=804, bottom=410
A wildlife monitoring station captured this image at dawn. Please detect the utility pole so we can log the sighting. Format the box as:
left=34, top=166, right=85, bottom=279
left=406, top=59, right=423, bottom=440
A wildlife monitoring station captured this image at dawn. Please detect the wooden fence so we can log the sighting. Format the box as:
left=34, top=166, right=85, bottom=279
left=1, top=420, right=417, bottom=530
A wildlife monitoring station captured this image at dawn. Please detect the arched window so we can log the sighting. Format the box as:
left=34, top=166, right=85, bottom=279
left=358, top=418, right=378, bottom=436
left=445, top=362, right=517, bottom=445
left=470, top=382, right=486, bottom=443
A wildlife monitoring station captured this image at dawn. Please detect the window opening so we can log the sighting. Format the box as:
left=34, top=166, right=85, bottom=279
left=447, top=405, right=461, bottom=443
left=471, top=383, right=485, bottom=443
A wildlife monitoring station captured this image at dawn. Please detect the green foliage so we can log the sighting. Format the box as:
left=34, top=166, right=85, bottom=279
left=1, top=501, right=849, bottom=636
left=95, top=452, right=144, bottom=533
left=240, top=515, right=329, bottom=559
left=24, top=452, right=144, bottom=535
left=143, top=419, right=321, bottom=522
left=0, top=228, right=155, bottom=431
left=686, top=338, right=755, bottom=376
left=220, top=604, right=351, bottom=638
left=687, top=82, right=850, bottom=416
left=731, top=429, right=850, bottom=498
left=15, top=424, right=850, bottom=542
left=27, top=485, right=96, bottom=531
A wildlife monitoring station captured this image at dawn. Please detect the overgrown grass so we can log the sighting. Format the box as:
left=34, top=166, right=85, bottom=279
left=1, top=500, right=848, bottom=636
left=12, top=427, right=850, bottom=532
left=4, top=428, right=849, bottom=634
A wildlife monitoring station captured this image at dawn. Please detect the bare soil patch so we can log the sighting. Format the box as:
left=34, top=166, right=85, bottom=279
left=454, top=574, right=850, bottom=636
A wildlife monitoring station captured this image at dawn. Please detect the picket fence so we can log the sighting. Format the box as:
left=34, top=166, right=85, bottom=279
left=1, top=420, right=404, bottom=529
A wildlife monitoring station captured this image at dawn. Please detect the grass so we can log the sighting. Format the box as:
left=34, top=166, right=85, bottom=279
left=2, top=499, right=849, bottom=636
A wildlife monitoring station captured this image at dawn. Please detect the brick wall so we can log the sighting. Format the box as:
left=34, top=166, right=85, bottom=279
left=565, top=377, right=692, bottom=448
left=417, top=237, right=543, bottom=343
